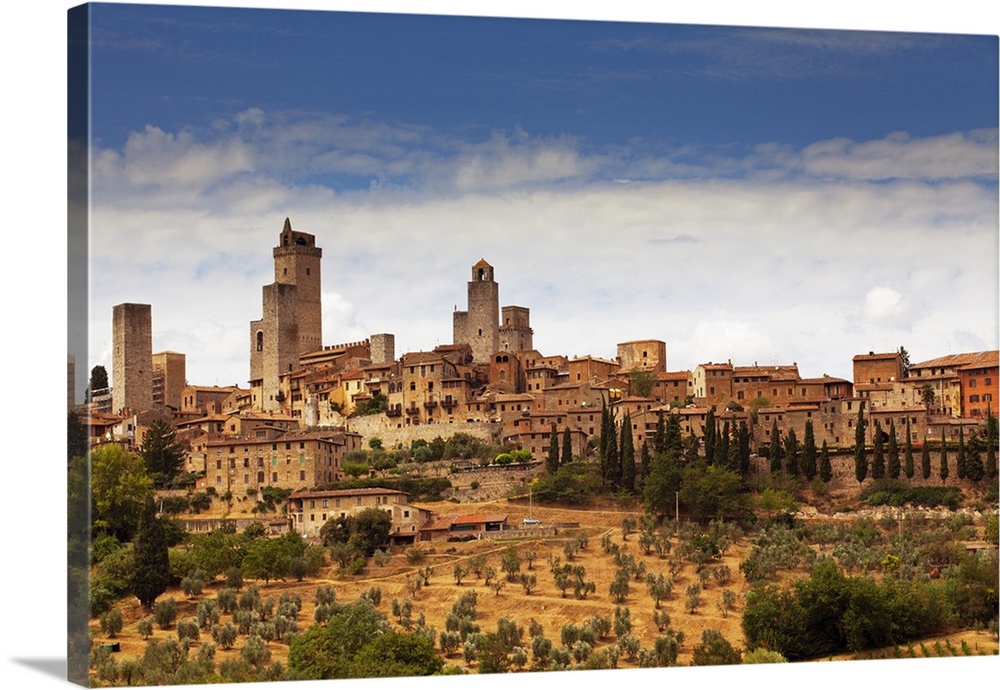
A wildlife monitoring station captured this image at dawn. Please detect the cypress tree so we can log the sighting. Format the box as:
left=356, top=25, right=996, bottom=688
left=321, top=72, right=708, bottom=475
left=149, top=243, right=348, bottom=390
left=802, top=420, right=817, bottom=481
left=819, top=440, right=832, bottom=483
left=887, top=420, right=900, bottom=480
left=904, top=418, right=914, bottom=481
left=921, top=439, right=931, bottom=481
left=654, top=412, right=666, bottom=455
left=620, top=413, right=635, bottom=493
left=966, top=445, right=984, bottom=483
left=769, top=421, right=782, bottom=474
left=703, top=407, right=717, bottom=462
left=665, top=413, right=683, bottom=456
left=737, top=420, right=752, bottom=478
left=987, top=407, right=999, bottom=480
left=607, top=417, right=620, bottom=490
left=871, top=421, right=885, bottom=480
left=939, top=429, right=949, bottom=483
left=561, top=427, right=573, bottom=467
left=714, top=420, right=730, bottom=466
left=547, top=423, right=559, bottom=476
left=783, top=428, right=799, bottom=477
left=683, top=433, right=700, bottom=466
left=131, top=499, right=171, bottom=609
left=854, top=405, right=868, bottom=486
left=956, top=427, right=966, bottom=480
left=639, top=442, right=651, bottom=490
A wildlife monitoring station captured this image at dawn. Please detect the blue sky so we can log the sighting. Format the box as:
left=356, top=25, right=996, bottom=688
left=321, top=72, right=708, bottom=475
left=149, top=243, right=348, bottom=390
left=79, top=1, right=999, bottom=395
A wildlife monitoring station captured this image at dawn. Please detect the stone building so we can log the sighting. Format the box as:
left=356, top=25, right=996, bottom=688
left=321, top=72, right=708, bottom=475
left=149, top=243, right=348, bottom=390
left=286, top=487, right=431, bottom=544
left=250, top=219, right=323, bottom=412
left=112, top=302, right=153, bottom=415
left=852, top=351, right=904, bottom=389
left=909, top=351, right=998, bottom=418
left=617, top=339, right=667, bottom=373
left=202, top=426, right=361, bottom=494
left=452, top=259, right=532, bottom=364
left=152, top=351, right=186, bottom=410
left=500, top=306, right=533, bottom=353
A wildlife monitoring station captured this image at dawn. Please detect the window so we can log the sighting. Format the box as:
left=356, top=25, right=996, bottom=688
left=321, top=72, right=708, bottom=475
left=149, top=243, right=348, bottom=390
left=300, top=471, right=306, bottom=480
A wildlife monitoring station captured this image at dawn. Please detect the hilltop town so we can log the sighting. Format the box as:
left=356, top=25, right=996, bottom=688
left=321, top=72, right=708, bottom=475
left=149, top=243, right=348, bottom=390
left=77, top=218, right=998, bottom=513
left=72, top=218, right=999, bottom=685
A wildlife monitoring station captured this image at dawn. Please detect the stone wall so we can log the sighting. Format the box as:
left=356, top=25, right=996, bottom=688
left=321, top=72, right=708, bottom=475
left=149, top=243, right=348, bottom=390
left=346, top=415, right=500, bottom=448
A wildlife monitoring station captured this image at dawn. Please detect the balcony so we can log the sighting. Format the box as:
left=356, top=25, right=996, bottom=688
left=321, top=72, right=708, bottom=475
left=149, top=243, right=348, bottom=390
left=386, top=406, right=402, bottom=418
left=441, top=397, right=457, bottom=409
left=405, top=406, right=420, bottom=416
left=424, top=400, right=439, bottom=410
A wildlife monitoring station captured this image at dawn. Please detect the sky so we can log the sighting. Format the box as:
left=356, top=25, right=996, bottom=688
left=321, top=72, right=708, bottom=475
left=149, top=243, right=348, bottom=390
left=78, top=3, right=999, bottom=398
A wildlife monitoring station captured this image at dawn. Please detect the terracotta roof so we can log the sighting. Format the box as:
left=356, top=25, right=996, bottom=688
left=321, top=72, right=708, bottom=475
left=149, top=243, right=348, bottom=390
left=853, top=352, right=901, bottom=362
left=472, top=258, right=492, bottom=268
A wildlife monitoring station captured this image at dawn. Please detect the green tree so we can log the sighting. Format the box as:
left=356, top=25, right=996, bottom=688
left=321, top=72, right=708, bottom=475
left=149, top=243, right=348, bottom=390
left=349, top=630, right=443, bottom=678
left=620, top=413, right=635, bottom=493
left=91, top=444, right=155, bottom=541
left=131, top=500, right=171, bottom=609
left=783, top=428, right=799, bottom=477
left=691, top=629, right=742, bottom=666
left=854, top=406, right=868, bottom=486
left=561, top=427, right=573, bottom=467
left=904, top=418, right=915, bottom=481
left=629, top=369, right=656, bottom=398
left=871, top=421, right=885, bottom=480
left=769, top=421, right=782, bottom=474
left=956, top=427, right=967, bottom=480
left=68, top=410, right=89, bottom=461
left=965, top=445, right=984, bottom=483
left=802, top=421, right=817, bottom=481
left=288, top=599, right=390, bottom=679
left=547, top=424, right=560, bottom=475
left=141, top=418, right=185, bottom=487
left=819, top=441, right=832, bottom=483
left=939, top=429, right=949, bottom=483
left=679, top=461, right=745, bottom=522
left=89, top=364, right=109, bottom=399
left=653, top=412, right=667, bottom=455
left=642, top=451, right=681, bottom=518
left=887, top=420, right=900, bottom=479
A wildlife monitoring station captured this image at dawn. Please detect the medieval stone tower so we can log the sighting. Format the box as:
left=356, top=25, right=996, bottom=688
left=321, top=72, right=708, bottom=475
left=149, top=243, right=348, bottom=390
left=500, top=305, right=533, bottom=353
left=250, top=219, right=323, bottom=411
left=112, top=302, right=153, bottom=414
left=453, top=259, right=500, bottom=363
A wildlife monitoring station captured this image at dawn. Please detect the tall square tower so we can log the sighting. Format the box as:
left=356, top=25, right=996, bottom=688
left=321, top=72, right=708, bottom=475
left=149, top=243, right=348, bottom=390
left=112, top=303, right=153, bottom=414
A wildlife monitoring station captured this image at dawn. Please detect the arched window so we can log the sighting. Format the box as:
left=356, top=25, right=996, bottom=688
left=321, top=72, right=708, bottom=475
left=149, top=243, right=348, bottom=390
left=256, top=331, right=264, bottom=352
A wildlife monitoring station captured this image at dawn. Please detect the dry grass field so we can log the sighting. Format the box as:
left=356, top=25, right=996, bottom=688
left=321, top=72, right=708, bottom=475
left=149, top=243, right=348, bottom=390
left=89, top=494, right=999, bottom=683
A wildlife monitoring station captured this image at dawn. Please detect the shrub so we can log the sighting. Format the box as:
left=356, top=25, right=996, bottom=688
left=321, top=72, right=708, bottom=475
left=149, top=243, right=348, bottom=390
left=153, top=598, right=177, bottom=629
left=99, top=608, right=123, bottom=638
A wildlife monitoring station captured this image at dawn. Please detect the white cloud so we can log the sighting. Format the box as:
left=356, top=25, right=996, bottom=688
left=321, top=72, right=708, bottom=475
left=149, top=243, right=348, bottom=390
left=87, top=118, right=998, bottom=386
left=863, top=286, right=910, bottom=327
left=799, top=129, right=998, bottom=181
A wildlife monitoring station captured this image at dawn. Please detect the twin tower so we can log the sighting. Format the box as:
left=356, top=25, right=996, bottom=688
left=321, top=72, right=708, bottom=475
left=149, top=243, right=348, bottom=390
left=452, top=259, right=533, bottom=362
left=250, top=220, right=533, bottom=411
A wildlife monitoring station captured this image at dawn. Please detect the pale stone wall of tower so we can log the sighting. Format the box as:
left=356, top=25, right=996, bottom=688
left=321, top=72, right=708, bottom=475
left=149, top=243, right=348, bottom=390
left=617, top=340, right=667, bottom=373
left=273, top=221, right=323, bottom=356
left=112, top=303, right=153, bottom=414
left=500, top=305, right=533, bottom=353
left=261, top=282, right=299, bottom=412
left=369, top=333, right=396, bottom=365
left=152, top=351, right=186, bottom=410
left=250, top=219, right=325, bottom=413
left=454, top=260, right=499, bottom=363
